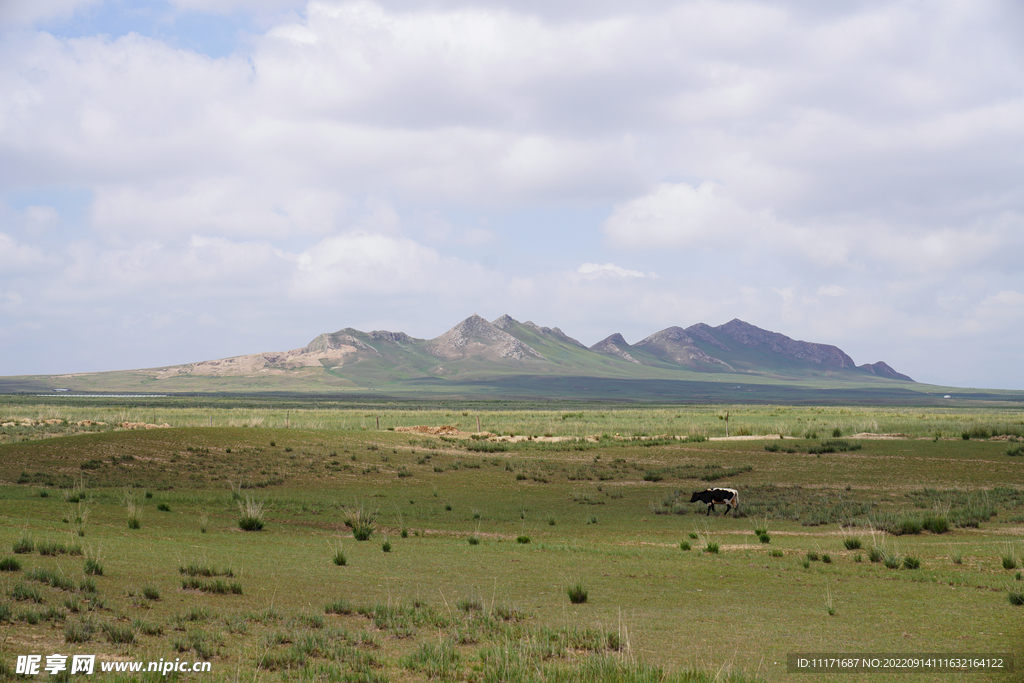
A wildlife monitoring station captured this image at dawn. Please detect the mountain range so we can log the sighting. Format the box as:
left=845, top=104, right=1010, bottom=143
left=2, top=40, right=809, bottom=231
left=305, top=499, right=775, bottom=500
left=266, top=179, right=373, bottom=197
left=154, top=313, right=912, bottom=383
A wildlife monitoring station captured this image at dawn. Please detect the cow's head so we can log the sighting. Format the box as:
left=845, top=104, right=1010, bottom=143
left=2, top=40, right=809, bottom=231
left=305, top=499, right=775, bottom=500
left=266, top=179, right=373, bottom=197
left=689, top=491, right=702, bottom=503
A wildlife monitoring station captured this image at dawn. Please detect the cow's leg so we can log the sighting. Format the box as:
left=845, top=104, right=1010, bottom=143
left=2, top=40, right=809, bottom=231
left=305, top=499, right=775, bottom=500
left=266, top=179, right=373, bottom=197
left=724, top=504, right=732, bottom=515
left=706, top=503, right=714, bottom=516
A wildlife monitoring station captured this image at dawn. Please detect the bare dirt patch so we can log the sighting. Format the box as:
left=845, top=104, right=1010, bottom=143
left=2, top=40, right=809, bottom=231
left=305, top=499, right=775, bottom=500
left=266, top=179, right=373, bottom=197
left=395, top=425, right=462, bottom=435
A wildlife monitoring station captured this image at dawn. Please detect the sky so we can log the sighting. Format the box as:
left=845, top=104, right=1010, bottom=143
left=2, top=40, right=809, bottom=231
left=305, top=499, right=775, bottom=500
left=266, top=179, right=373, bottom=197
left=1, top=0, right=1022, bottom=389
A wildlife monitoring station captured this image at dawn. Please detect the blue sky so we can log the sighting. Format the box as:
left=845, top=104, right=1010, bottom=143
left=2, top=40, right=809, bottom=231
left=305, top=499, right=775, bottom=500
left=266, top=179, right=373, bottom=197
left=2, top=0, right=1023, bottom=389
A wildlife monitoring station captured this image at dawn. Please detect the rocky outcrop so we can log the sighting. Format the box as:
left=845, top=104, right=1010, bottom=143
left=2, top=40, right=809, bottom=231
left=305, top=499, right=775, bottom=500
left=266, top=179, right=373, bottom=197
left=716, top=319, right=856, bottom=368
left=589, top=333, right=641, bottom=364
left=425, top=314, right=544, bottom=361
left=634, top=327, right=734, bottom=369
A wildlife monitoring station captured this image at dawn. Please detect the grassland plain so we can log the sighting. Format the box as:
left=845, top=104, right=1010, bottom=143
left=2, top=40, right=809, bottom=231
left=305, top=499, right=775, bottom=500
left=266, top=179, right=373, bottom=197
left=0, top=417, right=1022, bottom=681
left=4, top=397, right=1024, bottom=442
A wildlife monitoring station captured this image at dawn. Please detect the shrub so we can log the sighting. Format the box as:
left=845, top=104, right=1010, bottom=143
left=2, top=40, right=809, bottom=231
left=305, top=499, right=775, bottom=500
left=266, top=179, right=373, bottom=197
left=1002, top=556, right=1018, bottom=570
left=758, top=532, right=770, bottom=544
left=13, top=536, right=33, bottom=554
left=468, top=536, right=480, bottom=546
left=806, top=551, right=819, bottom=562
left=843, top=536, right=862, bottom=550
left=157, top=503, right=171, bottom=512
left=516, top=536, right=531, bottom=544
left=771, top=549, right=784, bottom=558
left=1009, top=589, right=1024, bottom=606
left=382, top=540, right=392, bottom=553
left=903, top=556, right=921, bottom=569
left=567, top=583, right=588, bottom=604
left=0, top=557, right=21, bottom=572
left=822, top=554, right=832, bottom=564
left=704, top=542, right=720, bottom=554
left=143, top=586, right=160, bottom=600
left=679, top=541, right=691, bottom=551
left=1007, top=445, right=1024, bottom=457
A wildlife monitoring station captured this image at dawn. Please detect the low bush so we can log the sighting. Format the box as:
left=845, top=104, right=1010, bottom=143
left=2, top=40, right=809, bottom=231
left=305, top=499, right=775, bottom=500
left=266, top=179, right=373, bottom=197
left=516, top=536, right=531, bottom=544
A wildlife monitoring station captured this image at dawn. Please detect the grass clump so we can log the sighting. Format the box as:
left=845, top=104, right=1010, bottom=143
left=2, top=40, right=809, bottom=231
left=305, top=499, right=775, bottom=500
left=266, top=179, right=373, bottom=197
left=84, top=557, right=103, bottom=576
left=101, top=621, right=136, bottom=644
left=516, top=535, right=531, bottom=544
left=344, top=505, right=377, bottom=541
left=468, top=535, right=480, bottom=546
left=704, top=541, right=720, bottom=554
left=181, top=578, right=243, bottom=595
left=1009, top=588, right=1024, bottom=606
left=0, top=557, right=21, bottom=572
left=679, top=540, right=691, bottom=551
left=237, top=494, right=265, bottom=531
left=567, top=583, right=589, bottom=604
left=842, top=536, right=862, bottom=550
left=10, top=583, right=44, bottom=603
left=903, top=556, right=921, bottom=569
left=180, top=562, right=233, bottom=577
left=64, top=618, right=95, bottom=643
left=325, top=599, right=353, bottom=615
left=12, top=535, right=33, bottom=554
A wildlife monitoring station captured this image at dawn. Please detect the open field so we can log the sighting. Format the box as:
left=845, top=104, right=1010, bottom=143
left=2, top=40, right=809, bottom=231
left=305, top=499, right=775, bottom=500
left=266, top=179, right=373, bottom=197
left=3, top=397, right=1024, bottom=442
left=0, top=406, right=1022, bottom=682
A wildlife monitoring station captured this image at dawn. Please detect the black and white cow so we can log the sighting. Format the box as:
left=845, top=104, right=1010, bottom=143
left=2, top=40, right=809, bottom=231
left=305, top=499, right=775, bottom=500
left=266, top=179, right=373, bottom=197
left=689, top=488, right=739, bottom=516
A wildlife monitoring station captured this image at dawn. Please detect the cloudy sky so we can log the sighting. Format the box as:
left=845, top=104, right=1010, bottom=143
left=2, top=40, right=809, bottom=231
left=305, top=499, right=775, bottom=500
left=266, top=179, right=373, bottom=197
left=1, top=0, right=1022, bottom=389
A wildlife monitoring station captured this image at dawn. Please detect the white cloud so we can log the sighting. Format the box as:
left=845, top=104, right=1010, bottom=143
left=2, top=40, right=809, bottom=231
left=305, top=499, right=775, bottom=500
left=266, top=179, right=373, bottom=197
left=576, top=262, right=645, bottom=278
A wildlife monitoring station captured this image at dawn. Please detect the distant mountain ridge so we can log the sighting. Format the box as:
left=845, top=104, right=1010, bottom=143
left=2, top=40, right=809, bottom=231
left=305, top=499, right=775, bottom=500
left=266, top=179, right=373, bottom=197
left=147, top=313, right=912, bottom=385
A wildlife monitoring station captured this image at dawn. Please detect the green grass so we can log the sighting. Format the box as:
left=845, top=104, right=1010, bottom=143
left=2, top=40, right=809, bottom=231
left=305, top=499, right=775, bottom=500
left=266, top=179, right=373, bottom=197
left=0, top=414, right=1022, bottom=682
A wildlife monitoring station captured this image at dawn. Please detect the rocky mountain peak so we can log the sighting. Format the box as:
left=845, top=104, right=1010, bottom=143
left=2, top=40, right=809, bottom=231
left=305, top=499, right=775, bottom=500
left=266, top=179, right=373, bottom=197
left=717, top=319, right=856, bottom=369
left=590, top=333, right=641, bottom=364
left=426, top=314, right=543, bottom=361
